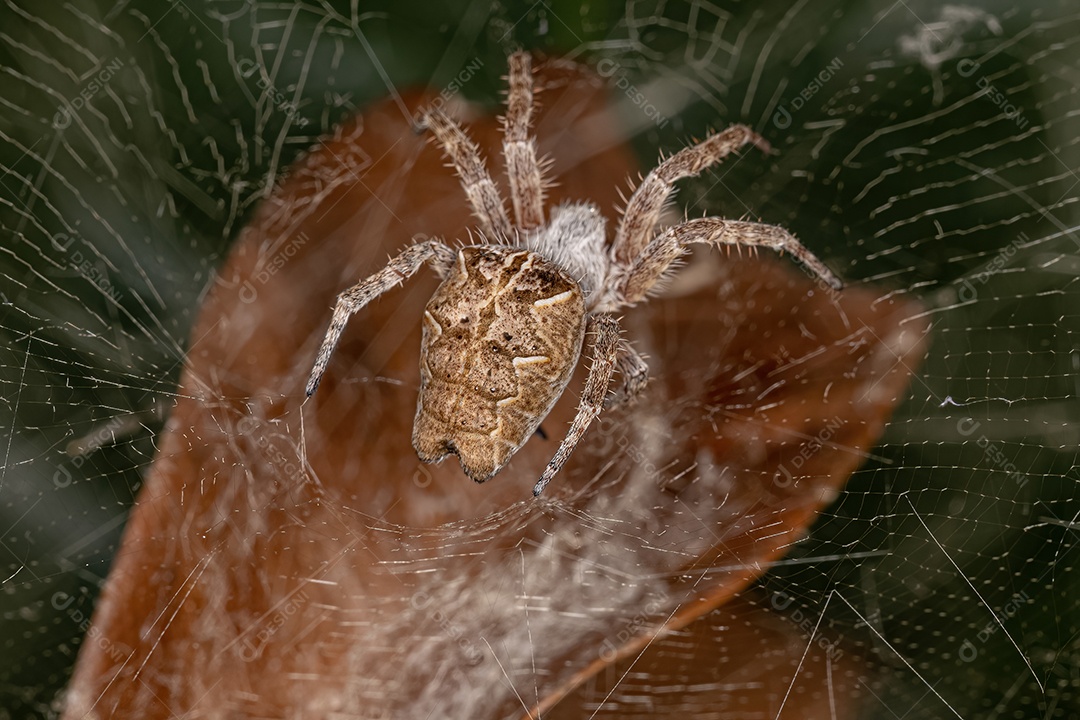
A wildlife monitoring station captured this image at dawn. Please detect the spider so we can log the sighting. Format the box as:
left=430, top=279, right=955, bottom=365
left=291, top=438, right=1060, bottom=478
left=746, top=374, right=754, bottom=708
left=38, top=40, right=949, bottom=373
left=305, top=52, right=841, bottom=496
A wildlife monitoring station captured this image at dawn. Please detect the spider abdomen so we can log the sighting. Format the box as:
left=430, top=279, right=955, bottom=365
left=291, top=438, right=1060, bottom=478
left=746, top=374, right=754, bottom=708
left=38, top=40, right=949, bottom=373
left=412, top=246, right=586, bottom=483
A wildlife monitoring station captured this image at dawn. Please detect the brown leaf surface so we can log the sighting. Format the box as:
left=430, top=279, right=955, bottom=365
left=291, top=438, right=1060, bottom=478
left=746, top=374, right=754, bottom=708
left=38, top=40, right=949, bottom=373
left=549, top=592, right=870, bottom=720
left=64, top=57, right=927, bottom=719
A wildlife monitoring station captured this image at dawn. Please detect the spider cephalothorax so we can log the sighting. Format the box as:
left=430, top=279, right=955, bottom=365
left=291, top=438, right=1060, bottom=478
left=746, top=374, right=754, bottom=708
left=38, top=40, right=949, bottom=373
left=305, top=52, right=841, bottom=495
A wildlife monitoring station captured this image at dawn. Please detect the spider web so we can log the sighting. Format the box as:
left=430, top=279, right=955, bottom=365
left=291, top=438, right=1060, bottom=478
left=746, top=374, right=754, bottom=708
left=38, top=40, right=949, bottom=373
left=1, top=0, right=1078, bottom=717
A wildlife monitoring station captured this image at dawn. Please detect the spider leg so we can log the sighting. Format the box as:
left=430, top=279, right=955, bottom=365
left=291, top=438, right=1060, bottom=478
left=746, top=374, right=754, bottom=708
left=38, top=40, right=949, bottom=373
left=605, top=339, right=649, bottom=409
left=619, top=218, right=841, bottom=307
left=533, top=314, right=621, bottom=496
left=503, top=51, right=546, bottom=230
left=306, top=239, right=455, bottom=397
left=612, top=125, right=771, bottom=265
left=421, top=108, right=513, bottom=240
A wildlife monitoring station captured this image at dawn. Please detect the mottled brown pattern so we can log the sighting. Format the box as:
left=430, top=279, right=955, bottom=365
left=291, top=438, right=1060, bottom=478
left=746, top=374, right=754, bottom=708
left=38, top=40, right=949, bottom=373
left=414, top=247, right=586, bottom=482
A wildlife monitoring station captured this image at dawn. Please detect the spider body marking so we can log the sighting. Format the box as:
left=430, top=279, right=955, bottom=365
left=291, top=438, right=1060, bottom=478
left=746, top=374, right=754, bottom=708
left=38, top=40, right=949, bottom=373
left=305, top=52, right=842, bottom=495
left=414, top=242, right=587, bottom=483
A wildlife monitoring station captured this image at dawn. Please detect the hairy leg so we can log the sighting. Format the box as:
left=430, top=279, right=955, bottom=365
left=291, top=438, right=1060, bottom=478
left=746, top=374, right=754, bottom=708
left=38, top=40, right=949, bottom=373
left=619, top=218, right=842, bottom=306
left=533, top=313, right=621, bottom=496
left=503, top=51, right=546, bottom=230
left=421, top=108, right=512, bottom=239
left=306, top=239, right=455, bottom=397
left=605, top=340, right=649, bottom=409
left=612, top=125, right=771, bottom=265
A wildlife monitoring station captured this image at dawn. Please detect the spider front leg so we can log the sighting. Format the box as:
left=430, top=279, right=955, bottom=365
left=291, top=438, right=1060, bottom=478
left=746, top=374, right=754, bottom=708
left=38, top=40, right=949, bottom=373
left=305, top=239, right=455, bottom=397
left=503, top=51, right=546, bottom=230
left=421, top=108, right=512, bottom=240
left=533, top=313, right=622, bottom=496
left=612, top=124, right=771, bottom=265
left=618, top=218, right=842, bottom=307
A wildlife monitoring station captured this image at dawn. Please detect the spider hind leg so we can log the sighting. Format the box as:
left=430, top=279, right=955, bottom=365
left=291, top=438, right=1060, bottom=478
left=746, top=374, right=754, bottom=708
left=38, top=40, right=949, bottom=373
left=605, top=340, right=650, bottom=409
left=533, top=313, right=621, bottom=496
